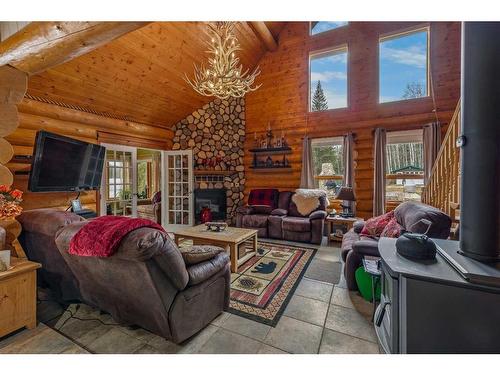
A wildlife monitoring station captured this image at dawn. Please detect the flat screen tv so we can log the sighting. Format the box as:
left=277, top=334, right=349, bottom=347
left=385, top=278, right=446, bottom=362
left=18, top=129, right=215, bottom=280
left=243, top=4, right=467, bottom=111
left=28, top=131, right=106, bottom=192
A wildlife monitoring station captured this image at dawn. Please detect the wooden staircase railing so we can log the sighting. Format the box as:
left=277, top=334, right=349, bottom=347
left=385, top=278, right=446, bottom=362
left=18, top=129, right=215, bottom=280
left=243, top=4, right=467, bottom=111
left=422, top=101, right=461, bottom=225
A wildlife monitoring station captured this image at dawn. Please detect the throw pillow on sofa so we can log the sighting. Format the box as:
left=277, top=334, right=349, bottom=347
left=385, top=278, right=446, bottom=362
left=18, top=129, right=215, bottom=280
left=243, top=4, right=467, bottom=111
left=181, top=245, right=225, bottom=265
left=380, top=217, right=403, bottom=238
left=361, top=211, right=394, bottom=236
left=248, top=189, right=279, bottom=208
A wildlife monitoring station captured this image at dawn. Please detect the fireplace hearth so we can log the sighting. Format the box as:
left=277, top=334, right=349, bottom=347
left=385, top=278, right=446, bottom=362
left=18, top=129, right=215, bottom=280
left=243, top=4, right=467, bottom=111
left=194, top=188, right=227, bottom=224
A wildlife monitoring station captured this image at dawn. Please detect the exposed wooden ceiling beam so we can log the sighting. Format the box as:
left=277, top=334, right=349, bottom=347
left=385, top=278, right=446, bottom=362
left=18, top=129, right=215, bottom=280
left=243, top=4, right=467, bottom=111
left=248, top=22, right=278, bottom=52
left=0, top=21, right=150, bottom=75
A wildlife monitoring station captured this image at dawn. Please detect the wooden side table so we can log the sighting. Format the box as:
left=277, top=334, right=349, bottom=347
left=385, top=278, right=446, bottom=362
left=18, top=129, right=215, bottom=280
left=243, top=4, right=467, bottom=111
left=0, top=257, right=41, bottom=338
left=325, top=215, right=363, bottom=242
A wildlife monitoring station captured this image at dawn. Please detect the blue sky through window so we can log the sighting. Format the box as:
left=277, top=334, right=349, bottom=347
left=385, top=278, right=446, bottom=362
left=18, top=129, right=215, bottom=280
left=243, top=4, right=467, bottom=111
left=310, top=49, right=348, bottom=111
left=311, top=22, right=348, bottom=35
left=379, top=30, right=428, bottom=103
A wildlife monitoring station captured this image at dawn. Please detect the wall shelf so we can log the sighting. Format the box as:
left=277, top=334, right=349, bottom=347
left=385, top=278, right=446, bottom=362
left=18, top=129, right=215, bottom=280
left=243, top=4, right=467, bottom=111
left=250, top=146, right=292, bottom=171
left=249, top=146, right=292, bottom=155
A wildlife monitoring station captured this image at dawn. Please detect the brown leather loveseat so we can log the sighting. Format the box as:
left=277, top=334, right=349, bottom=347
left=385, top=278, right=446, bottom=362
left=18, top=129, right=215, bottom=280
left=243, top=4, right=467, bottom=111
left=18, top=209, right=231, bottom=343
left=236, top=189, right=327, bottom=245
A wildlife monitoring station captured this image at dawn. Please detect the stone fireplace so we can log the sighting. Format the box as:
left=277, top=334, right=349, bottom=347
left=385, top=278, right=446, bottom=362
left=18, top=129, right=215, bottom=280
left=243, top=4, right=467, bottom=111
left=171, top=97, right=245, bottom=224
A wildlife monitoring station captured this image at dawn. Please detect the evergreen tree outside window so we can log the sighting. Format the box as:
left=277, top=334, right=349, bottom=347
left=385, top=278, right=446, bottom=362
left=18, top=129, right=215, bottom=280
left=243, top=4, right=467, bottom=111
left=312, top=81, right=328, bottom=111
left=310, top=47, right=348, bottom=111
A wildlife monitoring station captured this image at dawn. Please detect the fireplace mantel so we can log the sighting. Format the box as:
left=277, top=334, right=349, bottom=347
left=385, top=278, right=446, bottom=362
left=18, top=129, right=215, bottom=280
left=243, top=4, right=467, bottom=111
left=193, top=170, right=236, bottom=176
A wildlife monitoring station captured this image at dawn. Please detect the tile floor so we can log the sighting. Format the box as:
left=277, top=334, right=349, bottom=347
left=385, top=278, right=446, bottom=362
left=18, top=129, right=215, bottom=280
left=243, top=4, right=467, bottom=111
left=0, top=239, right=380, bottom=354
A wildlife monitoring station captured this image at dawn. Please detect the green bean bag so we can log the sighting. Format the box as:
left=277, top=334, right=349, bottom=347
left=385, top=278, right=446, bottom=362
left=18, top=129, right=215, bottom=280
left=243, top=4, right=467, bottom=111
left=355, top=266, right=381, bottom=302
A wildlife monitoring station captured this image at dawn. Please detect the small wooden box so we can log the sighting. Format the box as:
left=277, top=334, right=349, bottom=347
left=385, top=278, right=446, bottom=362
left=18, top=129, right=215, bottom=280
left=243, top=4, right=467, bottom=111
left=0, top=258, right=41, bottom=338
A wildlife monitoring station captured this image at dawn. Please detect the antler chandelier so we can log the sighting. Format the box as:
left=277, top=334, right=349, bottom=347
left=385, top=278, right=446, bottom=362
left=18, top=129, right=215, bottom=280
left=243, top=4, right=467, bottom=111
left=185, top=22, right=261, bottom=99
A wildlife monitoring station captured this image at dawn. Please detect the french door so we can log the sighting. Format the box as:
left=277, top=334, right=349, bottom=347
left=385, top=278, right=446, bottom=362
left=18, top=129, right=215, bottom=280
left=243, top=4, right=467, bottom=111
left=100, top=144, right=137, bottom=217
left=162, top=150, right=194, bottom=230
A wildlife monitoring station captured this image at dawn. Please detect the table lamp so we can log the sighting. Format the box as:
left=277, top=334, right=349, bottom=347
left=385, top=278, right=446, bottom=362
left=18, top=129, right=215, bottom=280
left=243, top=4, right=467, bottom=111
left=336, top=187, right=356, bottom=217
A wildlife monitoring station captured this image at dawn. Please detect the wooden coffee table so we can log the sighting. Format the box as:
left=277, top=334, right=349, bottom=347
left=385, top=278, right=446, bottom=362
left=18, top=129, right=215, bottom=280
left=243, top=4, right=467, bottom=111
left=173, top=225, right=258, bottom=273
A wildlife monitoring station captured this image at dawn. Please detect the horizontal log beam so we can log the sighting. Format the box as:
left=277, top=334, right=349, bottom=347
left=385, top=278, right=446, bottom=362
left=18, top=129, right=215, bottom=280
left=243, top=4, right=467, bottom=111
left=249, top=22, right=278, bottom=52
left=0, top=22, right=149, bottom=74
left=18, top=98, right=172, bottom=139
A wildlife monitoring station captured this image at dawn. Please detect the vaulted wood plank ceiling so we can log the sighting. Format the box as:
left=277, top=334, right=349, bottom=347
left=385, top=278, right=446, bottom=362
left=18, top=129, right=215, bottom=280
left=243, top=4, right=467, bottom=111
left=26, top=22, right=286, bottom=128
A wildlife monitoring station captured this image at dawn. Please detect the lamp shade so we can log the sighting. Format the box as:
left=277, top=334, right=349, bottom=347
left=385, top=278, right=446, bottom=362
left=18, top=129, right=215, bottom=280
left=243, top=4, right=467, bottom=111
left=336, top=186, right=356, bottom=201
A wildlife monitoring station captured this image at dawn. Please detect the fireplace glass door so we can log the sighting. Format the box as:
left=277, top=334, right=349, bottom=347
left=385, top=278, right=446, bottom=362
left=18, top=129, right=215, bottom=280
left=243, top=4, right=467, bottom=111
left=162, top=150, right=194, bottom=230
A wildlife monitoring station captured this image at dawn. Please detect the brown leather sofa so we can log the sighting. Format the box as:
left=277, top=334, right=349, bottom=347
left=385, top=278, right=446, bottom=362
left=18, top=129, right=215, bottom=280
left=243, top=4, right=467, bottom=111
left=18, top=209, right=231, bottom=343
left=236, top=190, right=327, bottom=245
left=341, top=201, right=452, bottom=290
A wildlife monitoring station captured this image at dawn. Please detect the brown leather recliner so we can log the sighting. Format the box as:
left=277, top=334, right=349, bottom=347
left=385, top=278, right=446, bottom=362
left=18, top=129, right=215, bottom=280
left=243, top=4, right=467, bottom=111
left=19, top=209, right=231, bottom=343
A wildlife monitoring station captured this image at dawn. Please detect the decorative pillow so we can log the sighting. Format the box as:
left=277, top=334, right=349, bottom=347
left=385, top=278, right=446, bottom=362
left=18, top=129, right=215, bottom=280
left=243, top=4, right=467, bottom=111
left=381, top=217, right=403, bottom=238
left=181, top=245, right=225, bottom=265
left=361, top=211, right=395, bottom=237
left=248, top=189, right=279, bottom=208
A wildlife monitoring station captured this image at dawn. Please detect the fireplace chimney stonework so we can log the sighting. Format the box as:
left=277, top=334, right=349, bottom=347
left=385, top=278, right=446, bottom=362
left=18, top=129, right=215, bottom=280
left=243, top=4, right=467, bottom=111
left=171, top=97, right=246, bottom=223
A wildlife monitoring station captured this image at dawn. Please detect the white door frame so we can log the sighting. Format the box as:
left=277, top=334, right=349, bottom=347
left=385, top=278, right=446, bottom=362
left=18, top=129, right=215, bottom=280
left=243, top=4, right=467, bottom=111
left=100, top=143, right=138, bottom=217
left=161, top=149, right=194, bottom=231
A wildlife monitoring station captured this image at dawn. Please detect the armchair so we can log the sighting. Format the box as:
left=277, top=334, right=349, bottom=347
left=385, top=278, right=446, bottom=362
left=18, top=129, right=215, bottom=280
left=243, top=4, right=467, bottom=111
left=137, top=191, right=161, bottom=224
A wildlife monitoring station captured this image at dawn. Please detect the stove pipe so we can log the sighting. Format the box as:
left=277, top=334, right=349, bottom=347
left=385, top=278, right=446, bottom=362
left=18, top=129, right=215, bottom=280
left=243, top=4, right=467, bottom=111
left=459, top=22, right=500, bottom=262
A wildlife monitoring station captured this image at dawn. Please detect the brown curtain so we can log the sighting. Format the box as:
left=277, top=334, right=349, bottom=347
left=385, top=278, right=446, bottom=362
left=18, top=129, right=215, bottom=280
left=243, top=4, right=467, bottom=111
left=423, top=122, right=442, bottom=184
left=300, top=136, right=316, bottom=189
left=373, top=128, right=387, bottom=216
left=343, top=132, right=355, bottom=214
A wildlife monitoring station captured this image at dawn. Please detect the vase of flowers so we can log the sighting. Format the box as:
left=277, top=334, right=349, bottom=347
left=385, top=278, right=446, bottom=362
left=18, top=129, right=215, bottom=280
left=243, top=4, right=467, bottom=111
left=0, top=185, right=24, bottom=254
left=0, top=185, right=23, bottom=220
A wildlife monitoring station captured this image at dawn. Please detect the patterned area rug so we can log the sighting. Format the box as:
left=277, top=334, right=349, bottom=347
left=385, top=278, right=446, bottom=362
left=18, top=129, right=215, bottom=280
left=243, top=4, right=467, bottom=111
left=229, top=241, right=317, bottom=327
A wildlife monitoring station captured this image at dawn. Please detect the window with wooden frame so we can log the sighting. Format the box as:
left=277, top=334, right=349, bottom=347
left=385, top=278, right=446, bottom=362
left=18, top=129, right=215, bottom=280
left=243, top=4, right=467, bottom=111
left=310, top=22, right=348, bottom=36
left=309, top=46, right=348, bottom=112
left=311, top=137, right=344, bottom=199
left=385, top=129, right=424, bottom=203
left=105, top=150, right=132, bottom=201
left=379, top=27, right=430, bottom=103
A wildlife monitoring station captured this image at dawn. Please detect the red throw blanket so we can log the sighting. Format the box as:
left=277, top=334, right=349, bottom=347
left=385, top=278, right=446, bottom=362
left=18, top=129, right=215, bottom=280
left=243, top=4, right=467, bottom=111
left=69, top=216, right=165, bottom=257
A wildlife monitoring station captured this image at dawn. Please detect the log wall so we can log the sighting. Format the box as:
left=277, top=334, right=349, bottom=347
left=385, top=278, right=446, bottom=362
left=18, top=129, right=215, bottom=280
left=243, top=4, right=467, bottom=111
left=6, top=97, right=173, bottom=212
left=244, top=22, right=461, bottom=219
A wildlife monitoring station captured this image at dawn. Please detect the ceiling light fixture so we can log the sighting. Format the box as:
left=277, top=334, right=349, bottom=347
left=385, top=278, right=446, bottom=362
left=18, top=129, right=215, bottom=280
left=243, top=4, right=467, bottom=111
left=185, top=22, right=261, bottom=99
